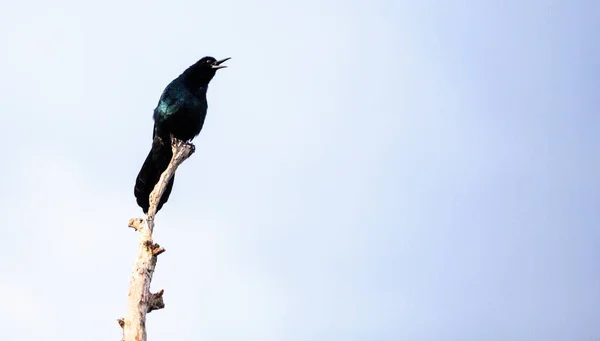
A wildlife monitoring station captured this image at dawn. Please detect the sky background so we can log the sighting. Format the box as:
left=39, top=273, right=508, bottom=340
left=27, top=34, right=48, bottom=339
left=0, top=0, right=599, bottom=340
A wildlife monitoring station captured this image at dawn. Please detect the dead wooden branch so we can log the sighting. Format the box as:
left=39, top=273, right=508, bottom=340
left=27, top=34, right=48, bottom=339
left=119, top=137, right=195, bottom=341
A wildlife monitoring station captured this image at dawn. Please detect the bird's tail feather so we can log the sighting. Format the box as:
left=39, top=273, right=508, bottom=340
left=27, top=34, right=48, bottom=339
left=134, top=137, right=175, bottom=213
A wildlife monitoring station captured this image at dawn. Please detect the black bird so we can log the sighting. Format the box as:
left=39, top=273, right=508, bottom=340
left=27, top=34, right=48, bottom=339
left=134, top=56, right=230, bottom=213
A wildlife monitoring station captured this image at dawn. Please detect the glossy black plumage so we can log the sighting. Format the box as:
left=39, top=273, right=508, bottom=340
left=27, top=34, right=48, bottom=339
left=134, top=56, right=229, bottom=213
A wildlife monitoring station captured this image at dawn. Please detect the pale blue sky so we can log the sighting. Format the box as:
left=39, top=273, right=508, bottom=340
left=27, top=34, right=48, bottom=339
left=0, top=0, right=598, bottom=340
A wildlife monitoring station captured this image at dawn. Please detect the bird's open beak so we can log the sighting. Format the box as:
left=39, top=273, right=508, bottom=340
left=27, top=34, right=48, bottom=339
left=212, top=57, right=231, bottom=69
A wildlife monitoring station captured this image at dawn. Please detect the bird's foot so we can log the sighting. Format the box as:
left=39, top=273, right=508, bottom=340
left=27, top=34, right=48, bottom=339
left=186, top=142, right=196, bottom=154
left=169, top=135, right=195, bottom=158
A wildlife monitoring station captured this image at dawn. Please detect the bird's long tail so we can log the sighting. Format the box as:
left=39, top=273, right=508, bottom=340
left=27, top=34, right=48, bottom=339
left=134, top=137, right=176, bottom=214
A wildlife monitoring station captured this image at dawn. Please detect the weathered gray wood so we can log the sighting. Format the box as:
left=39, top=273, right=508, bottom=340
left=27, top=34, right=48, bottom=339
left=119, top=138, right=195, bottom=341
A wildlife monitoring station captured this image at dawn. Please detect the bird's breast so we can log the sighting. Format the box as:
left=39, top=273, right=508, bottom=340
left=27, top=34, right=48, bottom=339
left=168, top=101, right=207, bottom=141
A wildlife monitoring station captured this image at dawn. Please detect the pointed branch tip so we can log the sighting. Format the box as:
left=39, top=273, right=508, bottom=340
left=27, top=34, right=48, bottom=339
left=153, top=246, right=166, bottom=256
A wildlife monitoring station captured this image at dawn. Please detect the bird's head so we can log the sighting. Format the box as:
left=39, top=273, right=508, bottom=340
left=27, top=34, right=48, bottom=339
left=185, top=56, right=230, bottom=87
left=199, top=56, right=231, bottom=70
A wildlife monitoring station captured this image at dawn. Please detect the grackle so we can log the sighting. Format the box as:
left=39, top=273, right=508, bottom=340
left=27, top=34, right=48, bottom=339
left=134, top=56, right=230, bottom=213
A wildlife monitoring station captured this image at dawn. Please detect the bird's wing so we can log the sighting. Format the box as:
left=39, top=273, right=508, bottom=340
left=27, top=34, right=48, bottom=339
left=153, top=91, right=184, bottom=121
left=152, top=83, right=186, bottom=139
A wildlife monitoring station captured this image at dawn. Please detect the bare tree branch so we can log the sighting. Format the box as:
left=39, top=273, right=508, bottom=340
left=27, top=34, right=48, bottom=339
left=119, top=137, right=195, bottom=341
